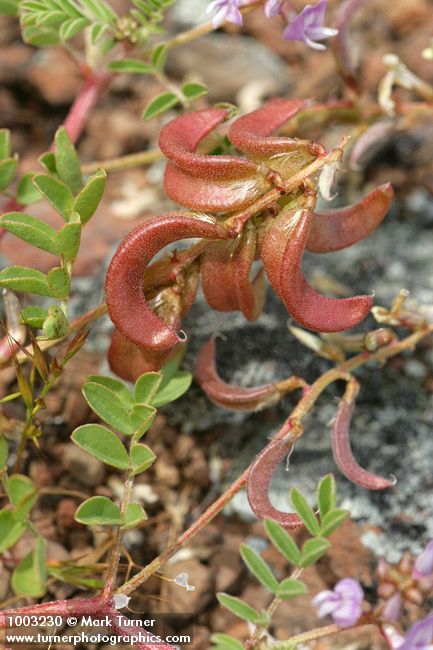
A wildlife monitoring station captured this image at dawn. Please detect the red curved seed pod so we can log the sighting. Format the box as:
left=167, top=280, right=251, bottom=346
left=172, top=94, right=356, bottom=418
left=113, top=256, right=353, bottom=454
left=108, top=265, right=199, bottom=381
left=159, top=107, right=258, bottom=180
left=276, top=207, right=373, bottom=332
left=228, top=98, right=310, bottom=157
left=201, top=222, right=266, bottom=321
left=260, top=207, right=301, bottom=298
left=108, top=329, right=177, bottom=381
left=247, top=434, right=303, bottom=529
left=306, top=183, right=393, bottom=253
left=163, top=161, right=269, bottom=213
left=332, top=396, right=395, bottom=490
left=105, top=212, right=230, bottom=351
left=196, top=336, right=282, bottom=411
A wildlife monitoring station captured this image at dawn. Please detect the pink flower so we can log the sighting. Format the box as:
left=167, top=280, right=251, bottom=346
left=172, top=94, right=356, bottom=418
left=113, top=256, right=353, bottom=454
left=283, top=0, right=338, bottom=50
left=382, top=593, right=403, bottom=622
left=413, top=541, right=433, bottom=579
left=206, top=0, right=243, bottom=28
left=312, top=578, right=364, bottom=628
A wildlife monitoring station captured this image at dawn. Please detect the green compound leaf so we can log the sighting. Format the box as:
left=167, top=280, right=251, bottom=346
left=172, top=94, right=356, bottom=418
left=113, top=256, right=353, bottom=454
left=290, top=487, right=320, bottom=537
left=151, top=43, right=168, bottom=71
left=122, top=502, right=147, bottom=530
left=299, top=537, right=331, bottom=568
left=86, top=375, right=133, bottom=408
left=0, top=433, right=8, bottom=469
left=210, top=634, right=244, bottom=650
left=75, top=496, right=121, bottom=526
left=131, top=404, right=157, bottom=439
left=109, top=58, right=154, bottom=74
left=0, top=212, right=59, bottom=255
left=57, top=217, right=81, bottom=261
left=0, top=266, right=52, bottom=296
left=43, top=305, right=69, bottom=339
left=0, top=510, right=26, bottom=553
left=54, top=127, right=83, bottom=194
left=142, top=92, right=180, bottom=121
left=17, top=173, right=43, bottom=205
left=47, top=267, right=70, bottom=300
left=277, top=577, right=308, bottom=600
left=131, top=443, right=156, bottom=475
left=20, top=306, right=49, bottom=329
left=317, top=474, right=336, bottom=519
left=59, top=16, right=90, bottom=40
left=134, top=371, right=162, bottom=405
left=152, top=371, right=192, bottom=407
left=39, top=152, right=56, bottom=174
left=263, top=519, right=301, bottom=566
left=73, top=169, right=106, bottom=224
left=320, top=508, right=350, bottom=538
left=182, top=82, right=208, bottom=101
left=0, top=157, right=18, bottom=191
left=32, top=174, right=74, bottom=220
left=82, top=381, right=134, bottom=435
left=216, top=593, right=265, bottom=625
left=12, top=536, right=47, bottom=598
left=72, top=424, right=129, bottom=469
left=22, top=25, right=60, bottom=46
left=5, top=474, right=37, bottom=519
left=240, top=544, right=279, bottom=593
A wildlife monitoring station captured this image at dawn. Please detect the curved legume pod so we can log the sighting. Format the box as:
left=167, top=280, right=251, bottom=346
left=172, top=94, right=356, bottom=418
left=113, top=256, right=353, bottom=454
left=108, top=329, right=177, bottom=381
left=262, top=206, right=373, bottom=332
left=228, top=98, right=310, bottom=157
left=332, top=394, right=396, bottom=490
left=159, top=107, right=258, bottom=180
left=260, top=207, right=302, bottom=298
left=163, top=161, right=269, bottom=212
left=105, top=212, right=231, bottom=351
left=196, top=337, right=282, bottom=411
left=201, top=222, right=265, bottom=321
left=247, top=435, right=303, bottom=529
left=306, top=183, right=393, bottom=253
left=108, top=266, right=199, bottom=380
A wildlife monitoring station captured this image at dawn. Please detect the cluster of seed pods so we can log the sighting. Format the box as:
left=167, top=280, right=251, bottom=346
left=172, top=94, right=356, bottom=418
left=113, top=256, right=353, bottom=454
left=105, top=98, right=393, bottom=381
left=105, top=98, right=395, bottom=526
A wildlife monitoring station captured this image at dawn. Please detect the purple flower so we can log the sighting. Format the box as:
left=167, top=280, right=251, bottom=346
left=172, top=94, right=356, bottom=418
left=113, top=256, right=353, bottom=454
left=312, top=578, right=364, bottom=628
left=264, top=0, right=282, bottom=18
left=382, top=593, right=403, bottom=622
left=394, top=612, right=433, bottom=650
left=206, top=0, right=243, bottom=28
left=413, top=541, right=433, bottom=579
left=283, top=0, right=338, bottom=50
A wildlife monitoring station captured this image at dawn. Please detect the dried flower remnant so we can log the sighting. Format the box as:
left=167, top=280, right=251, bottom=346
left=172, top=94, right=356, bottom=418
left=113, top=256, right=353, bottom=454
left=379, top=54, right=433, bottom=116
left=0, top=289, right=26, bottom=363
left=312, top=578, right=364, bottom=628
left=283, top=0, right=338, bottom=51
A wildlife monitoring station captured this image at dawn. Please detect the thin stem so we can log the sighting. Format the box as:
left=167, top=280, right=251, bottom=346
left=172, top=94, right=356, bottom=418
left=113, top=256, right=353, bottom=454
left=81, top=148, right=163, bottom=175
left=61, top=70, right=112, bottom=145
left=273, top=623, right=342, bottom=648
left=103, top=470, right=134, bottom=596
left=246, top=567, right=304, bottom=648
left=163, top=1, right=262, bottom=50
